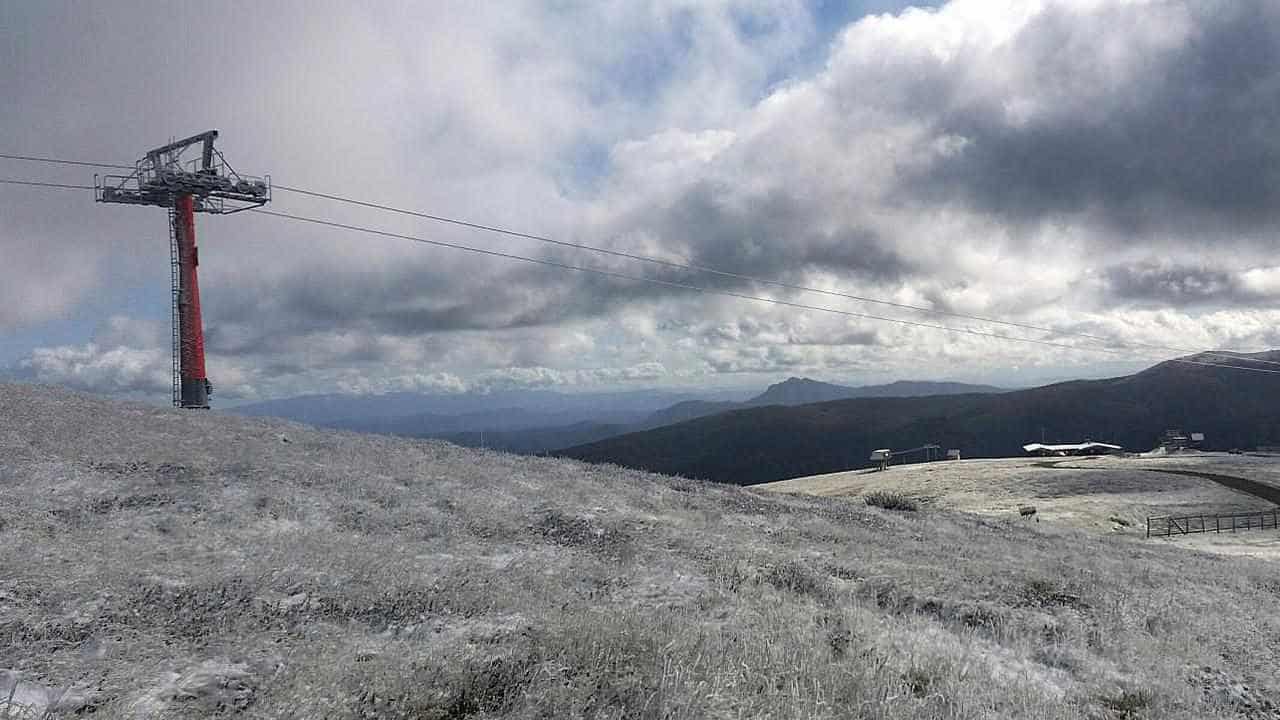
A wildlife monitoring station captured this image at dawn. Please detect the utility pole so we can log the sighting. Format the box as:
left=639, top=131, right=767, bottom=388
left=95, top=131, right=269, bottom=408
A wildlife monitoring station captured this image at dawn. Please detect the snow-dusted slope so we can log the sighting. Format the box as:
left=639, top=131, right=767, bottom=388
left=2, top=383, right=1278, bottom=718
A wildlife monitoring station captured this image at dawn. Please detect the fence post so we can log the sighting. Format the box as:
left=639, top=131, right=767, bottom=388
left=1146, top=517, right=1150, bottom=539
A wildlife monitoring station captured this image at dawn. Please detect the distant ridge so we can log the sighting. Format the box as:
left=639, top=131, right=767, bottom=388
left=637, top=378, right=1004, bottom=429
left=638, top=400, right=743, bottom=430
left=747, top=378, right=1004, bottom=407
left=228, top=377, right=1002, bottom=453
left=559, top=351, right=1280, bottom=485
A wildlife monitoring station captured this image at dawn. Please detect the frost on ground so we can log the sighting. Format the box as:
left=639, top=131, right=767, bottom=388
left=3, top=382, right=1280, bottom=718
left=0, top=669, right=96, bottom=717
left=762, top=455, right=1280, bottom=540
left=123, top=659, right=259, bottom=718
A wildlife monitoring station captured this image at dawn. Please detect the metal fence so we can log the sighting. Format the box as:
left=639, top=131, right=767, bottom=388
left=1147, top=509, right=1280, bottom=538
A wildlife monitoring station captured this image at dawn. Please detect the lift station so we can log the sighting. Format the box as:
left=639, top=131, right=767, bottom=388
left=95, top=131, right=269, bottom=408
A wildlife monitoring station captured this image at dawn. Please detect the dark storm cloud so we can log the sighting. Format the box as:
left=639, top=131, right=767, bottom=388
left=204, top=253, right=680, bottom=358
left=1101, top=263, right=1238, bottom=306
left=911, top=1, right=1280, bottom=233
left=633, top=181, right=914, bottom=281
left=788, top=328, right=881, bottom=346
left=205, top=263, right=553, bottom=356
left=1098, top=260, right=1280, bottom=308
left=203, top=179, right=914, bottom=359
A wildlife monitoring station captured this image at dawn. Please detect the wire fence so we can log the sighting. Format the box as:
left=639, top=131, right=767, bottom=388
left=1147, top=509, right=1280, bottom=538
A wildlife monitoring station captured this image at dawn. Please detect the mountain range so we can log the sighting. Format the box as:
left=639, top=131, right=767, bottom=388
left=231, top=378, right=1003, bottom=453
left=558, top=352, right=1280, bottom=485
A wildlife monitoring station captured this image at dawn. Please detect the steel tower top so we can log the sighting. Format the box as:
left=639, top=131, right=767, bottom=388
left=95, top=130, right=270, bottom=213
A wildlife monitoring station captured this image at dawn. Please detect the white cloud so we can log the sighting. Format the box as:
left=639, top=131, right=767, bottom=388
left=17, top=343, right=169, bottom=395
left=1239, top=267, right=1280, bottom=298
left=331, top=372, right=469, bottom=397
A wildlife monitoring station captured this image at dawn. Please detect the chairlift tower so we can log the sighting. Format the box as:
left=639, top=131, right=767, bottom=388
left=95, top=131, right=270, bottom=408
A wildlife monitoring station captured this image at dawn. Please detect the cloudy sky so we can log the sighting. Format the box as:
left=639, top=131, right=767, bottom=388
left=3, top=0, right=1280, bottom=402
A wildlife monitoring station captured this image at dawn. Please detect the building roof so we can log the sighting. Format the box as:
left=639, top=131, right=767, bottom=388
left=1022, top=441, right=1123, bottom=453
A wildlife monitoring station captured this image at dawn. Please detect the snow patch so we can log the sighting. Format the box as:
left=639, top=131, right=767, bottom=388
left=125, top=659, right=257, bottom=717
left=0, top=670, right=96, bottom=716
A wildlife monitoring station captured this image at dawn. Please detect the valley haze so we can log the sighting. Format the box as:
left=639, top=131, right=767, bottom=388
left=230, top=376, right=1006, bottom=456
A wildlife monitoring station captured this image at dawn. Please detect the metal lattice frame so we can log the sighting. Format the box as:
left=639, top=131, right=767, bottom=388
left=94, top=131, right=270, bottom=215
left=167, top=205, right=182, bottom=407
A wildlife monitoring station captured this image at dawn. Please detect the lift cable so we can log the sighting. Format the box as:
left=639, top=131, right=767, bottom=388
left=249, top=207, right=1280, bottom=376
left=3, top=153, right=1278, bottom=372
left=0, top=178, right=97, bottom=190
left=268, top=184, right=1280, bottom=367
left=0, top=153, right=133, bottom=170
left=3, top=150, right=1275, bottom=364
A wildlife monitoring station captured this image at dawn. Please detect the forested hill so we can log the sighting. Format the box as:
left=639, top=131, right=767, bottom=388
left=559, top=352, right=1280, bottom=485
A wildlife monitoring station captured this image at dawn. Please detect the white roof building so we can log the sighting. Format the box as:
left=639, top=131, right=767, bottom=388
left=1022, top=441, right=1123, bottom=455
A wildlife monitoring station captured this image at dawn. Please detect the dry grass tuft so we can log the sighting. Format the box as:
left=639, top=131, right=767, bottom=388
left=762, top=559, right=835, bottom=603
left=1098, top=687, right=1154, bottom=719
left=863, top=490, right=919, bottom=511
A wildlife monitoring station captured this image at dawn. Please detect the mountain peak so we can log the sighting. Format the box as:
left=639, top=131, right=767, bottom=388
left=1137, top=349, right=1280, bottom=378
left=748, top=378, right=1002, bottom=407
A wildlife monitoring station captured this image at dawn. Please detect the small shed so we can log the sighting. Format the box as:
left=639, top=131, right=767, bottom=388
left=869, top=448, right=892, bottom=471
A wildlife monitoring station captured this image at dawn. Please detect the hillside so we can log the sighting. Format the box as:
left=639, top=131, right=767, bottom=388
left=762, top=455, right=1277, bottom=536
left=763, top=454, right=1280, bottom=558
left=748, top=377, right=1004, bottom=407
left=637, top=379, right=1004, bottom=430
left=560, top=351, right=1280, bottom=485
left=635, top=399, right=743, bottom=429
left=438, top=420, right=629, bottom=454
left=5, top=381, right=1280, bottom=718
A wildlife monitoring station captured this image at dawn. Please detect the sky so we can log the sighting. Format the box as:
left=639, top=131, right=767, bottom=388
left=3, top=0, right=1280, bottom=403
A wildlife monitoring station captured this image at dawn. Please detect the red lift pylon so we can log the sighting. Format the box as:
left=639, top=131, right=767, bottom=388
left=96, top=131, right=269, bottom=408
